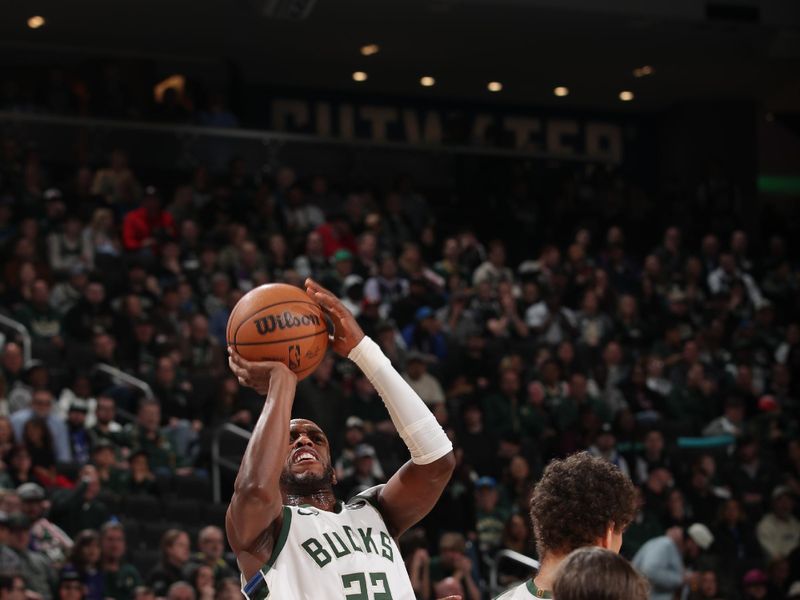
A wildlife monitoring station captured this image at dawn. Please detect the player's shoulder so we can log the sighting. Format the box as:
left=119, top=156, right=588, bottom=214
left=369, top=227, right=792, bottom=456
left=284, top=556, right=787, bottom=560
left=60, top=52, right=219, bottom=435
left=344, top=484, right=385, bottom=511
left=494, top=580, right=533, bottom=600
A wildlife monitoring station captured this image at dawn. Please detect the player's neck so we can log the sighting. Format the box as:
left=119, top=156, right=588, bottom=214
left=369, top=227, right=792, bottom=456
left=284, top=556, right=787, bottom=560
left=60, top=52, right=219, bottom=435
left=533, top=553, right=566, bottom=593
left=283, top=488, right=338, bottom=512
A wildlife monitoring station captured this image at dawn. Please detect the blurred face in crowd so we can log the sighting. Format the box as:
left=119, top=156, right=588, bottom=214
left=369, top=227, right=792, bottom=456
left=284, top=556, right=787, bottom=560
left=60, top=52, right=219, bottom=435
left=305, top=231, right=324, bottom=256
left=499, top=369, right=519, bottom=397
left=167, top=584, right=194, bottom=600
left=190, top=315, right=209, bottom=341
left=95, top=397, right=115, bottom=425
left=774, top=493, right=794, bottom=519
left=355, top=454, right=373, bottom=477
left=21, top=497, right=45, bottom=521
left=67, top=407, right=87, bottom=428
left=596, top=431, right=616, bottom=453
left=85, top=282, right=105, bottom=305
left=93, top=334, right=116, bottom=361
left=569, top=374, right=588, bottom=401
left=3, top=574, right=26, bottom=600
left=603, top=342, right=622, bottom=366
left=101, top=526, right=127, bottom=561
left=31, top=390, right=54, bottom=418
left=699, top=571, right=718, bottom=598
left=92, top=446, right=115, bottom=470
left=643, top=430, right=664, bottom=457
left=167, top=532, right=191, bottom=566
left=406, top=359, right=426, bottom=381
left=2, top=343, right=23, bottom=374
left=31, top=280, right=49, bottom=307
left=664, top=227, right=680, bottom=252
left=198, top=526, right=224, bottom=561
left=156, top=357, right=176, bottom=386
left=476, top=486, right=499, bottom=512
left=138, top=402, right=161, bottom=432
left=509, top=456, right=530, bottom=481
left=58, top=579, right=84, bottom=600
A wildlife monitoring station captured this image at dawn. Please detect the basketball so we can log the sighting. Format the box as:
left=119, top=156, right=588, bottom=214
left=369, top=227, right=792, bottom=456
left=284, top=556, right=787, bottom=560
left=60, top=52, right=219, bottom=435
left=226, top=283, right=329, bottom=380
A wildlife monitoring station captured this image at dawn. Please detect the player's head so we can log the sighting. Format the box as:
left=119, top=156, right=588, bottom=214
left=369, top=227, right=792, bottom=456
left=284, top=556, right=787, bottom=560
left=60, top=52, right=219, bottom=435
left=529, top=452, right=636, bottom=559
left=552, top=547, right=649, bottom=600
left=280, top=419, right=336, bottom=495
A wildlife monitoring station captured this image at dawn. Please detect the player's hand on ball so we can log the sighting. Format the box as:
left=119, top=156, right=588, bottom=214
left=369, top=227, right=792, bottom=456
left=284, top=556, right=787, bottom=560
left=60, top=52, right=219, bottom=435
left=228, top=347, right=297, bottom=395
left=305, top=278, right=365, bottom=356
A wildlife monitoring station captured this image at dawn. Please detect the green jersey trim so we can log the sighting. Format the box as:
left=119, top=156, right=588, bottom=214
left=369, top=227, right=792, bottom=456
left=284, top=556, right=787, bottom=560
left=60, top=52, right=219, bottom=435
left=526, top=579, right=552, bottom=598
left=241, top=506, right=293, bottom=600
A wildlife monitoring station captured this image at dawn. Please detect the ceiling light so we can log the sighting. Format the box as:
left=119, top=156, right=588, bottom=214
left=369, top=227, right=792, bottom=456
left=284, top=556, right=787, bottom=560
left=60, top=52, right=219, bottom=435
left=27, top=15, right=45, bottom=29
left=420, top=76, right=436, bottom=87
left=360, top=44, right=380, bottom=57
left=633, top=65, right=655, bottom=78
left=619, top=90, right=635, bottom=102
left=554, top=86, right=569, bottom=97
left=352, top=71, right=368, bottom=82
left=487, top=81, right=503, bottom=92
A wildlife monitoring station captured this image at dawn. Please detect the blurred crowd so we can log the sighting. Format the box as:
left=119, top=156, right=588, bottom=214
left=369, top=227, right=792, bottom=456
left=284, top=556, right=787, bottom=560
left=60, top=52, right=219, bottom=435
left=0, top=133, right=799, bottom=600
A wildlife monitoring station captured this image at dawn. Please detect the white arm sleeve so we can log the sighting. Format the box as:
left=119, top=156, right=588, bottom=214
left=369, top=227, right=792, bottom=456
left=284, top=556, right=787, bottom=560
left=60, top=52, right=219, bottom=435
left=348, top=336, right=453, bottom=465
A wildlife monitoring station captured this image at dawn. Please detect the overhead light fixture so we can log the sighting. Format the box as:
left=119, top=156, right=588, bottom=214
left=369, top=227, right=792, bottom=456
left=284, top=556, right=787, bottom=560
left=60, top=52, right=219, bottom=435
left=27, top=15, right=45, bottom=29
left=487, top=81, right=503, bottom=92
left=352, top=71, right=368, bottom=82
left=633, top=65, right=655, bottom=78
left=619, top=90, right=634, bottom=102
left=420, top=76, right=436, bottom=87
left=554, top=86, right=569, bottom=97
left=360, top=44, right=380, bottom=57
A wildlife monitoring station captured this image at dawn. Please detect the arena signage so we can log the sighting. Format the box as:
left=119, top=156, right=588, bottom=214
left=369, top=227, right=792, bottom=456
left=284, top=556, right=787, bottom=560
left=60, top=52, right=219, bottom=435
left=269, top=98, right=625, bottom=163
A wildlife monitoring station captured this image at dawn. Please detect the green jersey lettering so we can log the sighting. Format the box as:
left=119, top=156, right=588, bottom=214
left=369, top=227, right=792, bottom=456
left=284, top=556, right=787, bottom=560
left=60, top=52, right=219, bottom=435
left=358, top=528, right=379, bottom=554
left=301, top=537, right=332, bottom=568
left=323, top=532, right=352, bottom=559
left=344, top=526, right=363, bottom=552
left=379, top=532, right=393, bottom=561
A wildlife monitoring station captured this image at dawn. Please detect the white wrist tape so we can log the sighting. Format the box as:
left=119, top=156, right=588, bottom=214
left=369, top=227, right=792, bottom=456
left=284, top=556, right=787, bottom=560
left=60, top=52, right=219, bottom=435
left=349, top=336, right=453, bottom=465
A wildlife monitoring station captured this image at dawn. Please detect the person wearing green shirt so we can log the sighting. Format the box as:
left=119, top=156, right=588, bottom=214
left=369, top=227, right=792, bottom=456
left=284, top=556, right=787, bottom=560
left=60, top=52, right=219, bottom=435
left=100, top=521, right=142, bottom=600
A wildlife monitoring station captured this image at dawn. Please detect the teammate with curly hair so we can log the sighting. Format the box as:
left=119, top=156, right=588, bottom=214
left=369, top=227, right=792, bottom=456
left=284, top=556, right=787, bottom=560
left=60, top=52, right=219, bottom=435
left=495, top=452, right=637, bottom=599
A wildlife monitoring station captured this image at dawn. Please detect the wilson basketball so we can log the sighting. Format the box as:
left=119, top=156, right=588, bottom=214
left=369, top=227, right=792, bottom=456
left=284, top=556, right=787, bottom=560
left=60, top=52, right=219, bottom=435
left=227, top=283, right=329, bottom=381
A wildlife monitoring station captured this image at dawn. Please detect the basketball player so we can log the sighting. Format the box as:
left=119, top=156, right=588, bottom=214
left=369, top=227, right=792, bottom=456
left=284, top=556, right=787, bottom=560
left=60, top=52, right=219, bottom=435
left=495, top=452, right=637, bottom=599
left=226, top=279, right=456, bottom=600
left=551, top=547, right=649, bottom=600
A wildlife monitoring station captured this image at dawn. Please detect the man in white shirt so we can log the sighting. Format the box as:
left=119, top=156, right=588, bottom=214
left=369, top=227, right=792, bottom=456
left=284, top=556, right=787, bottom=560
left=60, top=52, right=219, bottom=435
left=757, top=486, right=800, bottom=560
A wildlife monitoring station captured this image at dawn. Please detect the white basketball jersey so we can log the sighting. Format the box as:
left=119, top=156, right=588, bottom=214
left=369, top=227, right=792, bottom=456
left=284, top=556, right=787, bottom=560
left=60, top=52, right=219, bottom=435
left=241, top=487, right=415, bottom=600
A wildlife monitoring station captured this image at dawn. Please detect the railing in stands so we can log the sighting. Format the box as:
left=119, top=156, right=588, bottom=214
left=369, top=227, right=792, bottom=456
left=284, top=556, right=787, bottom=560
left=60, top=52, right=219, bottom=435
left=0, top=313, right=32, bottom=364
left=92, top=363, right=155, bottom=401
left=489, top=549, right=540, bottom=597
left=211, top=422, right=251, bottom=504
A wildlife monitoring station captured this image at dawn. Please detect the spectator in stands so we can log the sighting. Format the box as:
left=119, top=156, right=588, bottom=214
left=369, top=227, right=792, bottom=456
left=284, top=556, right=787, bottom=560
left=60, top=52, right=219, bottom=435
left=14, top=280, right=64, bottom=354
left=57, top=567, right=87, bottom=600
left=402, top=352, right=444, bottom=408
left=0, top=574, right=26, bottom=600
left=146, top=529, right=190, bottom=598
left=91, top=441, right=125, bottom=495
left=65, top=530, right=103, bottom=600
left=633, top=524, right=714, bottom=600
left=22, top=417, right=59, bottom=479
left=63, top=282, right=114, bottom=344
left=427, top=533, right=480, bottom=600
left=337, top=444, right=384, bottom=500
left=65, top=400, right=91, bottom=466
left=88, top=396, right=123, bottom=448
left=18, top=482, right=72, bottom=567
left=474, top=476, right=507, bottom=557
left=47, top=465, right=109, bottom=536
left=703, top=396, right=746, bottom=438
left=188, top=526, right=233, bottom=583
left=124, top=400, right=177, bottom=476
left=587, top=423, right=631, bottom=479
left=122, top=187, right=176, bottom=256
left=740, top=569, right=769, bottom=600
left=185, top=565, right=213, bottom=600
left=756, top=486, right=800, bottom=561
left=6, top=512, right=56, bottom=600
left=99, top=521, right=142, bottom=600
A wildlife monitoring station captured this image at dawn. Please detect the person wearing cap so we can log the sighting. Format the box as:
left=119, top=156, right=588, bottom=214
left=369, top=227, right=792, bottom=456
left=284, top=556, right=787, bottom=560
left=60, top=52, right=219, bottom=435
left=18, top=482, right=73, bottom=568
left=121, top=186, right=176, bottom=254
left=58, top=567, right=87, bottom=600
left=587, top=422, right=631, bottom=479
left=340, top=273, right=365, bottom=318
left=740, top=569, right=769, bottom=600
left=66, top=400, right=92, bottom=466
left=400, top=305, right=448, bottom=362
left=632, top=524, right=715, bottom=600
left=337, top=443, right=385, bottom=500
left=475, top=476, right=508, bottom=557
left=756, top=486, right=800, bottom=561
left=402, top=351, right=445, bottom=408
left=319, top=248, right=355, bottom=297
left=6, top=513, right=57, bottom=600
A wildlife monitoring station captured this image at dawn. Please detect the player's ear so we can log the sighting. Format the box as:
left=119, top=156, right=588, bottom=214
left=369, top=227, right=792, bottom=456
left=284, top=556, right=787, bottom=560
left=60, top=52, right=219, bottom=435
left=598, top=525, right=615, bottom=549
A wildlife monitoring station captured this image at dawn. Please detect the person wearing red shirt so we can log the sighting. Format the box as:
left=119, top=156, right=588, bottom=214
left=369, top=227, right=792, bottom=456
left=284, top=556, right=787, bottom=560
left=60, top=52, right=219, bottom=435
left=314, top=213, right=357, bottom=258
left=122, top=187, right=176, bottom=255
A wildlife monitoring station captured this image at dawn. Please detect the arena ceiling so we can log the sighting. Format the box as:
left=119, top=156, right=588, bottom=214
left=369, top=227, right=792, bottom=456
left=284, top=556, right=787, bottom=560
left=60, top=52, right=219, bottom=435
left=1, top=0, right=799, bottom=113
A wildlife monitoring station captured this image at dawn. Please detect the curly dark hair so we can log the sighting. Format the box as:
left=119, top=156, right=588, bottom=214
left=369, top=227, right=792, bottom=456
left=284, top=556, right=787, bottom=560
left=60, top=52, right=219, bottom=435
left=529, top=452, right=637, bottom=557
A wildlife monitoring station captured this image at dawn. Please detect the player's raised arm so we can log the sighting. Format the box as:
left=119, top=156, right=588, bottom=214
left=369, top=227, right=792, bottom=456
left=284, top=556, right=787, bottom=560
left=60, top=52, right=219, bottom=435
left=225, top=353, right=297, bottom=580
left=306, top=278, right=455, bottom=538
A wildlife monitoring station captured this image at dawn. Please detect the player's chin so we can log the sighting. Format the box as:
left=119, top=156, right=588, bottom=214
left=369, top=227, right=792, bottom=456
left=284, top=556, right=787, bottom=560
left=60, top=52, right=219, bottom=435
left=290, top=461, right=325, bottom=476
